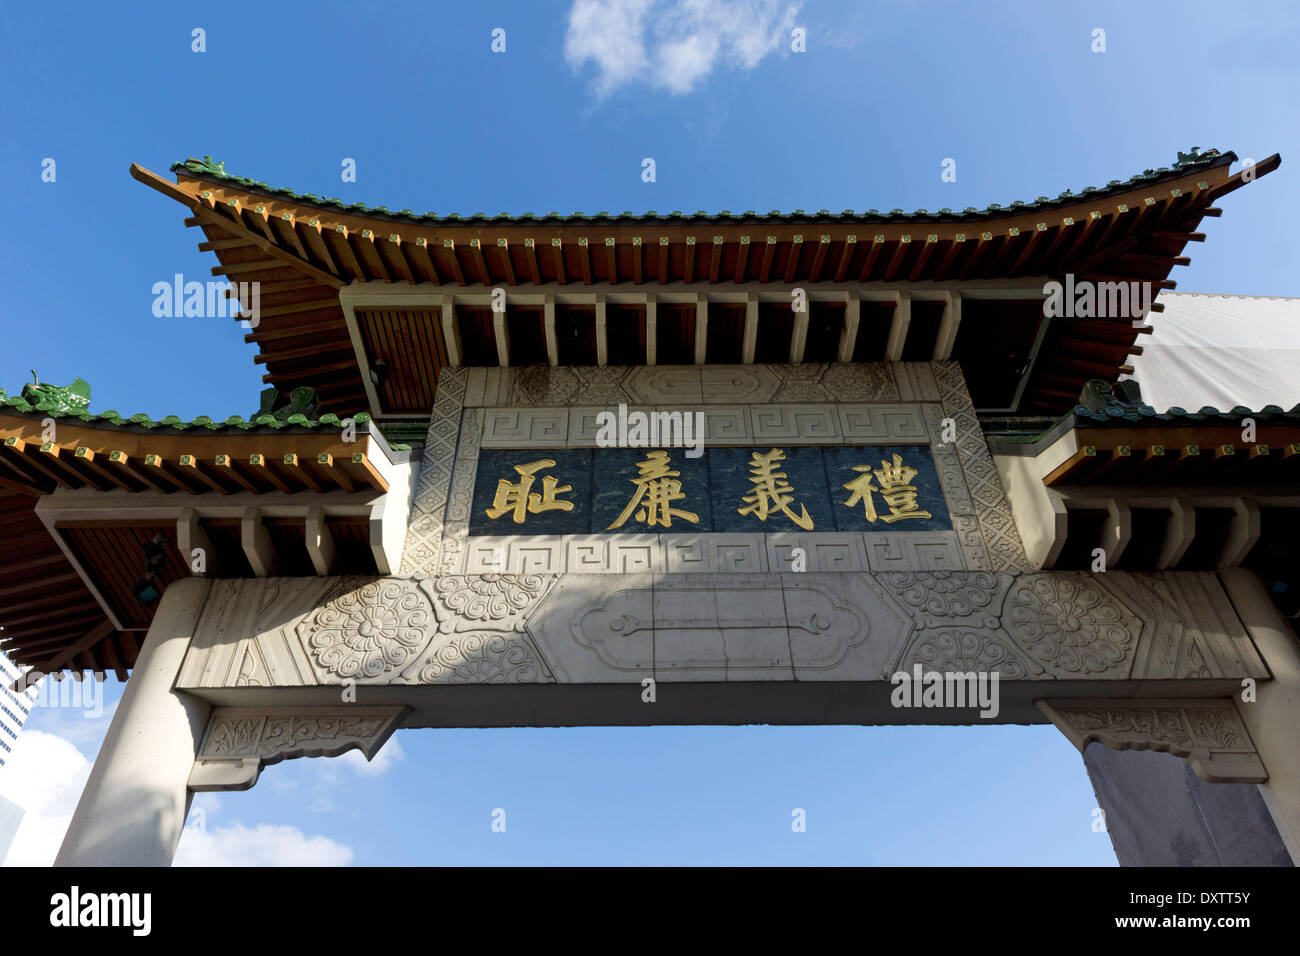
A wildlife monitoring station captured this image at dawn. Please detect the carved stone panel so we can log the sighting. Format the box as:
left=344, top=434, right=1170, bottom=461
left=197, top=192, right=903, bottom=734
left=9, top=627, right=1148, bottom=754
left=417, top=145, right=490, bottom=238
left=189, top=706, right=407, bottom=792
left=177, top=574, right=559, bottom=690
left=525, top=571, right=912, bottom=683
left=700, top=365, right=781, bottom=403
left=863, top=533, right=965, bottom=571
left=508, top=366, right=584, bottom=406
left=663, top=534, right=768, bottom=572
left=933, top=360, right=1031, bottom=571
left=1038, top=698, right=1267, bottom=784
left=624, top=367, right=705, bottom=404
left=749, top=405, right=841, bottom=443
left=297, top=578, right=438, bottom=681
left=177, top=570, right=1267, bottom=696
left=563, top=534, right=662, bottom=573
left=766, top=533, right=869, bottom=572
left=479, top=408, right=569, bottom=447
left=837, top=405, right=928, bottom=443
left=399, top=368, right=467, bottom=575
left=403, top=361, right=1025, bottom=576
left=446, top=531, right=965, bottom=574
left=882, top=571, right=1268, bottom=683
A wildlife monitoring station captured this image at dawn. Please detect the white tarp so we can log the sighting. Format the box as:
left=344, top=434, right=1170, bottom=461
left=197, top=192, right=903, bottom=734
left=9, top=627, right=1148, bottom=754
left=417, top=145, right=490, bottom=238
left=1122, top=292, right=1300, bottom=412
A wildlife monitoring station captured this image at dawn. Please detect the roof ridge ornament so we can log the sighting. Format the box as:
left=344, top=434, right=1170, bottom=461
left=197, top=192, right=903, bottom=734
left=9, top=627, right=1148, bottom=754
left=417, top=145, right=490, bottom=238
left=9, top=374, right=93, bottom=416
left=255, top=385, right=319, bottom=422
left=184, top=155, right=227, bottom=177
left=1076, top=378, right=1144, bottom=416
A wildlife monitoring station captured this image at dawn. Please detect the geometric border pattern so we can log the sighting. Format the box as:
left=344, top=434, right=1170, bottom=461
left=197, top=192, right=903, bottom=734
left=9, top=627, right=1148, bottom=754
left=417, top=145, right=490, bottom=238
left=932, top=360, right=1032, bottom=570
left=400, top=363, right=1031, bottom=575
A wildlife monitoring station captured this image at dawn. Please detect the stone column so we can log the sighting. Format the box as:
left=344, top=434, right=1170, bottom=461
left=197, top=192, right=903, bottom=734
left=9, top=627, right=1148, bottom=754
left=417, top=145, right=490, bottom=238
left=1220, top=567, right=1300, bottom=864
left=1083, top=744, right=1291, bottom=866
left=55, top=577, right=212, bottom=867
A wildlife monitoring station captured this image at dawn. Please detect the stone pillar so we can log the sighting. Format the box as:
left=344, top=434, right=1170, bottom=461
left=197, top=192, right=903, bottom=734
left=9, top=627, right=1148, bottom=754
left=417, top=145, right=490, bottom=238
left=55, top=577, right=212, bottom=867
left=1220, top=567, right=1300, bottom=863
left=1083, top=744, right=1292, bottom=866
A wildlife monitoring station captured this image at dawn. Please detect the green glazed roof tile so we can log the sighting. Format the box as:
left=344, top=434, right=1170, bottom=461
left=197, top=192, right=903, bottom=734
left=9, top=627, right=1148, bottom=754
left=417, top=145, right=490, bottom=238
left=1, top=387, right=375, bottom=435
left=1072, top=402, right=1300, bottom=426
left=170, top=147, right=1233, bottom=226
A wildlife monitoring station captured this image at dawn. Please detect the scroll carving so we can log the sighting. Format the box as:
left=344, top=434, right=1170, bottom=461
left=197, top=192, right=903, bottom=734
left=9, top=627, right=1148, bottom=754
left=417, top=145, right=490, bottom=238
left=1037, top=698, right=1267, bottom=783
left=189, top=706, right=407, bottom=792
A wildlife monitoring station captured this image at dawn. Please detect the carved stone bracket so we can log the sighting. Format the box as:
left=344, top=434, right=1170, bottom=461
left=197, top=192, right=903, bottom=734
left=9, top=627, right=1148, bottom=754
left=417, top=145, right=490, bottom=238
left=188, top=706, right=407, bottom=792
left=1037, top=698, right=1267, bottom=784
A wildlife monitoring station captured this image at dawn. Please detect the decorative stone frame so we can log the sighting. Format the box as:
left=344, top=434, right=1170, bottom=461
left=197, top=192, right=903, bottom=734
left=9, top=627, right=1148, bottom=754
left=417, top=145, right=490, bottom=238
left=399, top=362, right=1032, bottom=576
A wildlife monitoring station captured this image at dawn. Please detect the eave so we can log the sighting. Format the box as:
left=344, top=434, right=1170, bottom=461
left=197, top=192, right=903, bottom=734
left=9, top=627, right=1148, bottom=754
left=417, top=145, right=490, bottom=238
left=990, top=406, right=1300, bottom=571
left=0, top=410, right=412, bottom=683
left=130, top=148, right=1280, bottom=417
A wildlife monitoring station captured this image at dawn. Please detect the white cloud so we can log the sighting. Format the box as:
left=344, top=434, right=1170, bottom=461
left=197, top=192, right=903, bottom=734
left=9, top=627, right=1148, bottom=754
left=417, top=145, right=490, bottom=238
left=270, top=775, right=299, bottom=793
left=311, top=735, right=404, bottom=787
left=262, top=736, right=406, bottom=814
left=174, top=822, right=353, bottom=867
left=337, top=734, right=404, bottom=776
left=24, top=695, right=117, bottom=753
left=0, top=730, right=355, bottom=867
left=565, top=0, right=800, bottom=97
left=0, top=730, right=93, bottom=866
left=189, top=791, right=223, bottom=819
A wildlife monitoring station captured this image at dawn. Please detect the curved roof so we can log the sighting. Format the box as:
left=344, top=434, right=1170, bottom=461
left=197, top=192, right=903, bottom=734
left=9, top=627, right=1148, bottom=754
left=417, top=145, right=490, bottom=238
left=1072, top=402, right=1300, bottom=425
left=0, top=391, right=395, bottom=438
left=0, top=389, right=408, bottom=684
left=170, top=146, right=1235, bottom=226
left=133, top=147, right=1278, bottom=418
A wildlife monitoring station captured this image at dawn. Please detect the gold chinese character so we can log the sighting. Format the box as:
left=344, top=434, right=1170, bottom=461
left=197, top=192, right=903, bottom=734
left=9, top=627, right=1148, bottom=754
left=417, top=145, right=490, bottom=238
left=873, top=453, right=931, bottom=523
left=607, top=450, right=699, bottom=529
left=737, top=448, right=813, bottom=530
left=484, top=459, right=574, bottom=524
left=842, top=466, right=880, bottom=522
left=841, top=453, right=932, bottom=523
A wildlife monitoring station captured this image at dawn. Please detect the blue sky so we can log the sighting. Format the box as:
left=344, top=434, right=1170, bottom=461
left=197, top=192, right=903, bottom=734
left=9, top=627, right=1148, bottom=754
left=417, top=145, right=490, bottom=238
left=1, top=0, right=1295, bottom=865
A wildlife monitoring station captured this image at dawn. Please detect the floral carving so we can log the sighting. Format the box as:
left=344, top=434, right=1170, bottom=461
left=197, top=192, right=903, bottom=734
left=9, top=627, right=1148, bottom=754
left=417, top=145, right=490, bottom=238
left=416, top=632, right=550, bottom=683
left=431, top=573, right=548, bottom=626
left=771, top=363, right=832, bottom=402
left=234, top=648, right=264, bottom=687
left=299, top=580, right=433, bottom=679
left=1003, top=575, right=1133, bottom=675
left=1181, top=642, right=1212, bottom=680
left=1039, top=698, right=1265, bottom=783
left=1065, top=707, right=1190, bottom=746
left=261, top=715, right=391, bottom=755
left=511, top=366, right=582, bottom=405
left=193, top=707, right=406, bottom=791
left=572, top=365, right=632, bottom=405
left=207, top=717, right=265, bottom=755
left=885, top=570, right=1000, bottom=618
left=900, top=628, right=1038, bottom=679
left=819, top=363, right=898, bottom=401
left=1186, top=707, right=1242, bottom=748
